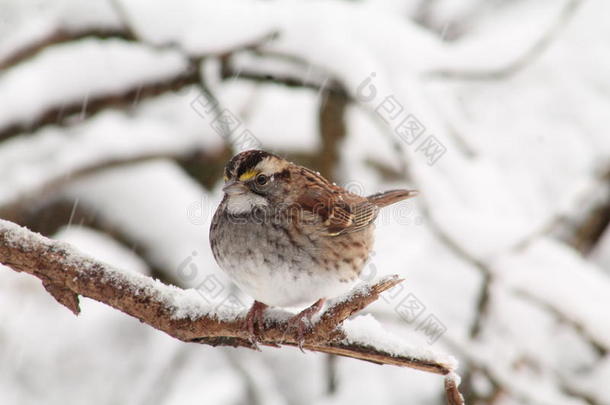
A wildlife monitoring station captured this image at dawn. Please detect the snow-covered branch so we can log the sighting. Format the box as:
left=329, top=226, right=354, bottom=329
left=0, top=54, right=197, bottom=142
left=0, top=219, right=464, bottom=404
left=0, top=23, right=277, bottom=142
left=0, top=28, right=134, bottom=71
left=425, top=0, right=585, bottom=81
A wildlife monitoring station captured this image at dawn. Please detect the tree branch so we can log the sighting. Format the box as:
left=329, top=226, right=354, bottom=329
left=0, top=27, right=278, bottom=142
left=445, top=373, right=466, bottom=405
left=0, top=64, right=199, bottom=142
left=0, top=219, right=464, bottom=403
left=0, top=28, right=135, bottom=71
left=220, top=55, right=349, bottom=100
left=0, top=145, right=226, bottom=221
left=425, top=0, right=584, bottom=81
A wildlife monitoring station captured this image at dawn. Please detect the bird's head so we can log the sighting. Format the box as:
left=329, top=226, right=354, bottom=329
left=221, top=150, right=291, bottom=214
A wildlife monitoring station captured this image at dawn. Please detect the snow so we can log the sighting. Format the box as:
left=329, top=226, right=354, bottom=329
left=54, top=225, right=150, bottom=275
left=569, top=355, right=610, bottom=405
left=0, top=0, right=120, bottom=64
left=0, top=38, right=187, bottom=131
left=0, top=262, right=243, bottom=405
left=342, top=314, right=457, bottom=369
left=215, top=80, right=321, bottom=153
left=117, top=0, right=279, bottom=54
left=326, top=275, right=400, bottom=307
left=456, top=339, right=590, bottom=405
left=64, top=160, right=216, bottom=278
left=493, top=238, right=610, bottom=350
left=446, top=371, right=461, bottom=387
left=0, top=88, right=223, bottom=206
left=0, top=218, right=237, bottom=322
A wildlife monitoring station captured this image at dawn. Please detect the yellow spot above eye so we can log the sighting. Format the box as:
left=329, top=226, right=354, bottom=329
left=223, top=174, right=229, bottom=181
left=239, top=170, right=258, bottom=181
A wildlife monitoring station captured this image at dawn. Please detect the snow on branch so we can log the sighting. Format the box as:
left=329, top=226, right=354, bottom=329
left=0, top=28, right=134, bottom=71
left=0, top=219, right=463, bottom=403
left=0, top=56, right=197, bottom=142
left=426, top=0, right=584, bottom=81
left=0, top=24, right=277, bottom=142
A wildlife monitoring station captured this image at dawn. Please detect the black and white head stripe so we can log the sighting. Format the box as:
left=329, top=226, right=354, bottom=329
left=225, top=150, right=280, bottom=179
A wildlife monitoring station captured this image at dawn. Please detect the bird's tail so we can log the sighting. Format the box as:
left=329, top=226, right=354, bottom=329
left=367, top=189, right=418, bottom=207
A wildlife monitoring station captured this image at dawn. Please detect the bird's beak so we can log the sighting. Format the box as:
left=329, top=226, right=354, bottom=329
left=222, top=180, right=248, bottom=196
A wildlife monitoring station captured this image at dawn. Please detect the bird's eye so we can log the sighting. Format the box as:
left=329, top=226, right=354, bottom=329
left=255, top=174, right=268, bottom=186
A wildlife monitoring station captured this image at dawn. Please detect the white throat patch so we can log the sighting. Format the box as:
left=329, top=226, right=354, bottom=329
left=226, top=193, right=268, bottom=214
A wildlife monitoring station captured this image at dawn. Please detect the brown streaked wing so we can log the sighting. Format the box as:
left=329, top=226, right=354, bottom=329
left=296, top=185, right=379, bottom=236
left=292, top=165, right=381, bottom=236
left=331, top=196, right=379, bottom=235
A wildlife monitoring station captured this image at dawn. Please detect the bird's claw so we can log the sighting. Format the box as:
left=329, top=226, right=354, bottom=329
left=243, top=301, right=268, bottom=348
left=285, top=298, right=326, bottom=352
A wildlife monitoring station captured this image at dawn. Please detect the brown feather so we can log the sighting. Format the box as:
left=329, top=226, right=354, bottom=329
left=294, top=168, right=417, bottom=237
left=366, top=189, right=418, bottom=208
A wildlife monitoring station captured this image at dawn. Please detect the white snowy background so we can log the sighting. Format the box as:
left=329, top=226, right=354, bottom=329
left=1, top=0, right=609, bottom=404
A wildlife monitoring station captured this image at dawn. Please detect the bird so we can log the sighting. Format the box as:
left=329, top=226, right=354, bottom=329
left=209, top=150, right=417, bottom=342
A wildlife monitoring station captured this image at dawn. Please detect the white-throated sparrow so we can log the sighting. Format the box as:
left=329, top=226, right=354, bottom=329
left=210, top=150, right=417, bottom=340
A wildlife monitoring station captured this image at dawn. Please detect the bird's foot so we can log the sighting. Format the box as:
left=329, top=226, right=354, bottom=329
left=286, top=298, right=326, bottom=352
left=243, top=301, right=268, bottom=348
